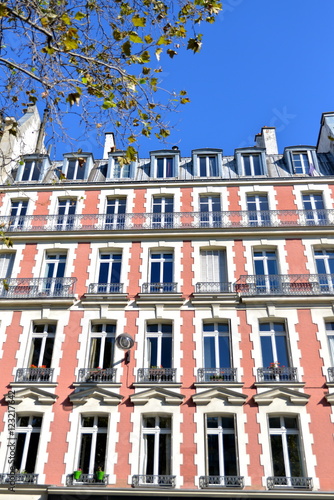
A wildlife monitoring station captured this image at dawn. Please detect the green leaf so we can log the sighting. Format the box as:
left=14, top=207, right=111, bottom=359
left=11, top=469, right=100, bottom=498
left=66, top=92, right=81, bottom=106
left=157, top=36, right=171, bottom=46
left=187, top=36, right=202, bottom=53
left=102, top=99, right=116, bottom=109
left=132, top=15, right=146, bottom=27
left=122, top=40, right=131, bottom=56
left=61, top=13, right=71, bottom=25
left=167, top=49, right=177, bottom=58
left=180, top=97, right=190, bottom=104
left=144, top=35, right=153, bottom=44
left=74, top=11, right=86, bottom=20
left=129, top=33, right=143, bottom=43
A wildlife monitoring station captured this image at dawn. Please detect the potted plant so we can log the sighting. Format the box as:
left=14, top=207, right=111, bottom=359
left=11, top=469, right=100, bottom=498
left=96, top=466, right=105, bottom=481
left=73, top=468, right=82, bottom=480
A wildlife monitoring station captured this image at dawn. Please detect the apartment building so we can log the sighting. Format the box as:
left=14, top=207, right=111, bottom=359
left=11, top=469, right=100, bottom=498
left=0, top=109, right=334, bottom=499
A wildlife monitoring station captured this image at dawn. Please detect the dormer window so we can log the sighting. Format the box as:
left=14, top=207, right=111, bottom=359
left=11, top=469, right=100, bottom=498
left=150, top=150, right=180, bottom=178
left=61, top=153, right=93, bottom=181
left=284, top=147, right=319, bottom=176
left=107, top=152, right=134, bottom=179
left=192, top=149, right=222, bottom=177
left=235, top=149, right=266, bottom=176
left=16, top=155, right=50, bottom=182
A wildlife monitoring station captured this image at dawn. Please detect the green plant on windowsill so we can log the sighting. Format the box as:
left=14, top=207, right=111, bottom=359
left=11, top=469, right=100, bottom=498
left=96, top=466, right=105, bottom=481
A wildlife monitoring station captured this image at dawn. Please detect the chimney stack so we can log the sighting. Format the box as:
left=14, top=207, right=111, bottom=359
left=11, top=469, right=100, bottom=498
left=255, top=126, right=278, bottom=154
left=103, top=132, right=116, bottom=159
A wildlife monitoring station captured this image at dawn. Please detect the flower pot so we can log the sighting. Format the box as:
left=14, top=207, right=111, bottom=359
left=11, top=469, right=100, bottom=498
left=73, top=470, right=82, bottom=480
left=96, top=471, right=105, bottom=481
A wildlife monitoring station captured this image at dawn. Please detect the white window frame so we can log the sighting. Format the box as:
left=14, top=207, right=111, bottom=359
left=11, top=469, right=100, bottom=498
left=107, top=154, right=133, bottom=179
left=56, top=198, right=77, bottom=230
left=140, top=415, right=172, bottom=482
left=146, top=323, right=173, bottom=368
left=302, top=193, right=326, bottom=225
left=62, top=155, right=91, bottom=180
left=0, top=252, right=15, bottom=279
left=205, top=415, right=237, bottom=478
left=268, top=416, right=304, bottom=483
left=203, top=322, right=231, bottom=369
left=152, top=196, right=174, bottom=228
left=17, top=157, right=47, bottom=182
left=12, top=415, right=42, bottom=473
left=150, top=151, right=180, bottom=178
left=246, top=194, right=270, bottom=226
left=29, top=323, right=56, bottom=367
left=76, top=415, right=108, bottom=474
left=89, top=323, right=116, bottom=368
left=326, top=322, right=334, bottom=366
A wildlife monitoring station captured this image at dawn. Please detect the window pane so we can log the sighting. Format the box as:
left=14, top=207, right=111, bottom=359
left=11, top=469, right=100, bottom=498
left=276, top=335, right=289, bottom=366
left=204, top=337, right=216, bottom=368
left=223, top=433, right=237, bottom=475
left=261, top=336, right=274, bottom=367
left=148, top=337, right=158, bottom=366
left=270, top=435, right=285, bottom=476
left=287, top=434, right=303, bottom=476
left=82, top=416, right=94, bottom=427
left=26, top=432, right=40, bottom=472
left=145, top=434, right=155, bottom=474
left=218, top=335, right=231, bottom=367
left=161, top=336, right=172, bottom=368
left=98, top=416, right=109, bottom=428
left=207, top=434, right=220, bottom=475
left=79, top=434, right=92, bottom=473
left=207, top=417, right=219, bottom=428
left=42, top=336, right=54, bottom=367
left=95, top=433, right=107, bottom=470
left=14, top=434, right=25, bottom=471
left=159, top=416, right=171, bottom=429
left=103, top=337, right=115, bottom=368
left=143, top=417, right=155, bottom=428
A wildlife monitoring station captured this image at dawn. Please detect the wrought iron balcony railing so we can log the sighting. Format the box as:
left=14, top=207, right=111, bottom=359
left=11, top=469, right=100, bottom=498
left=132, top=475, right=176, bottom=487
left=235, top=274, right=334, bottom=296
left=197, top=368, right=238, bottom=383
left=257, top=367, right=298, bottom=382
left=1, top=209, right=333, bottom=233
left=0, top=277, right=76, bottom=298
left=267, top=476, right=313, bottom=490
left=77, top=368, right=117, bottom=383
left=88, top=283, right=124, bottom=294
left=16, top=367, right=54, bottom=382
left=327, top=367, right=334, bottom=382
left=141, top=282, right=177, bottom=293
left=66, top=473, right=109, bottom=485
left=195, top=282, right=233, bottom=293
left=137, top=368, right=177, bottom=383
left=0, top=473, right=38, bottom=484
left=199, top=476, right=244, bottom=488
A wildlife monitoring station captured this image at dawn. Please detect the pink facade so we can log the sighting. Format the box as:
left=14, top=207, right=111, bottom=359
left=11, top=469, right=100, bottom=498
left=1, top=113, right=334, bottom=499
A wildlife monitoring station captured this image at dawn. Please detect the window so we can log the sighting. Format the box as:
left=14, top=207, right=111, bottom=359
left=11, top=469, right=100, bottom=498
left=97, top=253, right=122, bottom=293
left=107, top=154, right=133, bottom=179
left=200, top=250, right=227, bottom=292
left=29, top=323, right=56, bottom=368
left=157, top=157, right=174, bottom=178
left=292, top=153, right=310, bottom=175
left=242, top=154, right=262, bottom=176
left=152, top=197, right=173, bottom=228
left=203, top=323, right=232, bottom=381
left=44, top=253, right=66, bottom=295
left=0, top=253, right=15, bottom=279
left=205, top=416, right=238, bottom=481
left=254, top=250, right=279, bottom=293
left=141, top=415, right=172, bottom=483
left=326, top=322, right=334, bottom=366
left=146, top=323, right=172, bottom=369
left=56, top=199, right=76, bottom=230
left=314, top=249, right=334, bottom=291
left=10, top=200, right=28, bottom=230
left=105, top=198, right=126, bottom=229
left=247, top=194, right=270, bottom=226
left=269, top=416, right=304, bottom=483
left=20, top=159, right=43, bottom=182
left=89, top=324, right=116, bottom=369
left=259, top=322, right=292, bottom=381
left=77, top=415, right=108, bottom=474
left=199, top=156, right=218, bottom=177
left=149, top=252, right=174, bottom=292
left=302, top=193, right=326, bottom=225
left=62, top=156, right=87, bottom=180
left=200, top=195, right=221, bottom=228
left=13, top=415, right=42, bottom=473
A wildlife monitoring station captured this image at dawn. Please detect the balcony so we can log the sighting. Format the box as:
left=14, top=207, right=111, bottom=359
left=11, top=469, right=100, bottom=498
left=0, top=277, right=76, bottom=298
left=77, top=368, right=117, bottom=383
left=88, top=283, right=124, bottom=293
left=197, top=368, right=238, bottom=383
left=141, top=282, right=177, bottom=293
left=137, top=368, right=177, bottom=383
left=199, top=476, right=244, bottom=488
left=328, top=367, right=334, bottom=382
left=267, top=476, right=313, bottom=490
left=16, top=367, right=54, bottom=382
left=0, top=473, right=38, bottom=484
left=235, top=274, right=334, bottom=296
left=132, top=475, right=176, bottom=487
left=257, top=367, right=298, bottom=383
left=2, top=208, right=333, bottom=234
left=195, top=282, right=232, bottom=293
left=66, top=473, right=109, bottom=486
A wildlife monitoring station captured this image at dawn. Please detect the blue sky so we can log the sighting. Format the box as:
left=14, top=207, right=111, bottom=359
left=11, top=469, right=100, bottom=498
left=51, top=0, right=334, bottom=159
